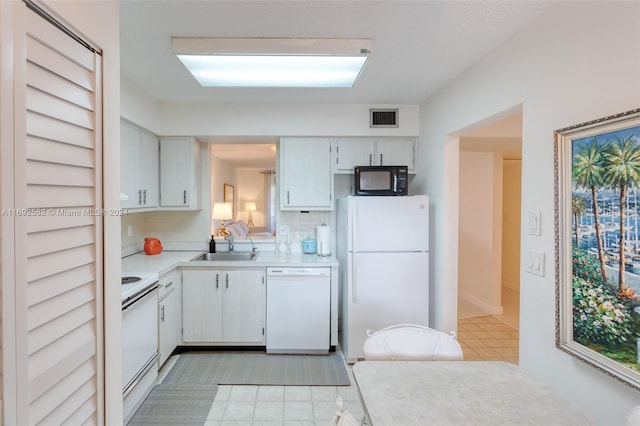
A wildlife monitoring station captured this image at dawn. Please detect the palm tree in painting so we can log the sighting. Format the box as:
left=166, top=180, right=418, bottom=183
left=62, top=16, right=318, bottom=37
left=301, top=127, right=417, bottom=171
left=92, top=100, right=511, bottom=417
left=603, top=135, right=640, bottom=290
left=573, top=140, right=609, bottom=282
left=572, top=195, right=587, bottom=247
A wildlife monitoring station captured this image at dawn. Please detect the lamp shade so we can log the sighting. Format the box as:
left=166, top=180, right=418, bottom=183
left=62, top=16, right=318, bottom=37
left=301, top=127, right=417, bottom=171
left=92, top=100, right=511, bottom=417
left=245, top=202, right=257, bottom=211
left=212, top=202, right=233, bottom=220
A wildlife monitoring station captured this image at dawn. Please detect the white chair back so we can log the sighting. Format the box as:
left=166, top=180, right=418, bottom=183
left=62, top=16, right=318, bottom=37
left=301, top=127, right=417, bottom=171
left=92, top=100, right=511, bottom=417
left=363, top=324, right=463, bottom=361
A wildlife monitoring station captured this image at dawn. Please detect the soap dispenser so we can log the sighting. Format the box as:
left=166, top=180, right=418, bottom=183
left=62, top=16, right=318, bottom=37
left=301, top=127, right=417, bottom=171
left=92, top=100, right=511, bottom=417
left=209, top=235, right=216, bottom=253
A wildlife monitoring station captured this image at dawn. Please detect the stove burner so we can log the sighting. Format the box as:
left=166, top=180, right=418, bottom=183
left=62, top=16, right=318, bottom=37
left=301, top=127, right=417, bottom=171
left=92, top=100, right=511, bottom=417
left=122, top=276, right=142, bottom=285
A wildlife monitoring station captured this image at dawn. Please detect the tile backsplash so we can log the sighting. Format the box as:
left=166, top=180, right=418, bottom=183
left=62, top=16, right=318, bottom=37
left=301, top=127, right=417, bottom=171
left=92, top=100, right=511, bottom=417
left=279, top=210, right=331, bottom=242
left=121, top=210, right=210, bottom=256
left=121, top=209, right=335, bottom=255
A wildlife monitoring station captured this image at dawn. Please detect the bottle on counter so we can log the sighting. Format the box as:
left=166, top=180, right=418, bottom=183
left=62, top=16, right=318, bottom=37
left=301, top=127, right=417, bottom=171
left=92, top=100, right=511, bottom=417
left=209, top=235, right=216, bottom=253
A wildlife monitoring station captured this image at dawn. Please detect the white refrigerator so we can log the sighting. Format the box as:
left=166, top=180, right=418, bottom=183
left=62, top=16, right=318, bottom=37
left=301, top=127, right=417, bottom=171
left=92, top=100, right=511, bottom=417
left=337, top=195, right=429, bottom=362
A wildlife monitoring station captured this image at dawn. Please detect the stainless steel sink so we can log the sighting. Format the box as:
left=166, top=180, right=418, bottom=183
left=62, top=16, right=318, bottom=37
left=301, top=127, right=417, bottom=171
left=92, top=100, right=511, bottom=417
left=193, top=252, right=257, bottom=261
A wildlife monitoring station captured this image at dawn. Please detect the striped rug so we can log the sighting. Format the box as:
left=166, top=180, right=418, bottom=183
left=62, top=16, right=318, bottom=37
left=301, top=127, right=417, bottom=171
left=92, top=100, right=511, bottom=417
left=127, top=383, right=217, bottom=425
left=162, top=352, right=351, bottom=386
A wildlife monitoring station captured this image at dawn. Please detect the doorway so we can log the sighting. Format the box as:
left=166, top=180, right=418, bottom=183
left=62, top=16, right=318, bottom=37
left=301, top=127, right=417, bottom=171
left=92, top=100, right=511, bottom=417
left=455, top=113, right=522, bottom=364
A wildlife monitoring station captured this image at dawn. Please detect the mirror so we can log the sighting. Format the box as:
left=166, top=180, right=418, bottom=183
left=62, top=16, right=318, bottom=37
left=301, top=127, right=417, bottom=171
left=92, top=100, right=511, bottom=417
left=209, top=139, right=277, bottom=235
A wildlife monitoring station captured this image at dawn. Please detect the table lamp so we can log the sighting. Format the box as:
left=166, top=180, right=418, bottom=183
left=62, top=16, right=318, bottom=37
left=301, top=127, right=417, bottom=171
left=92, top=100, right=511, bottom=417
left=212, top=202, right=233, bottom=236
left=245, top=201, right=256, bottom=227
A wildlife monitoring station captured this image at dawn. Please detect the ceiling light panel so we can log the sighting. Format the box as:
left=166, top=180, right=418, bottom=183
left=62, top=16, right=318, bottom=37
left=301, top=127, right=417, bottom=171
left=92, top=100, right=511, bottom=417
left=173, top=37, right=371, bottom=88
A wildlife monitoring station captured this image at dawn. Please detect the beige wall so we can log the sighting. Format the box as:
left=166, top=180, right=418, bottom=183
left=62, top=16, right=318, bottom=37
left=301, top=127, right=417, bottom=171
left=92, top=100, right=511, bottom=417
left=236, top=169, right=266, bottom=228
left=458, top=151, right=503, bottom=314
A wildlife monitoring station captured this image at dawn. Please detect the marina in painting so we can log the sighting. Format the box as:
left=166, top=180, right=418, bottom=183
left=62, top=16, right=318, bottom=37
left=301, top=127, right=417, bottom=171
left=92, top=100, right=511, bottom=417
left=572, top=125, right=640, bottom=292
left=570, top=124, right=640, bottom=370
left=575, top=188, right=640, bottom=290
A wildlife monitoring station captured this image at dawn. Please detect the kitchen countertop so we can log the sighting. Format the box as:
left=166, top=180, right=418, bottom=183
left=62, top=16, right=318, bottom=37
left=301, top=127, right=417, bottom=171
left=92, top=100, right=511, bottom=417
left=122, top=250, right=338, bottom=275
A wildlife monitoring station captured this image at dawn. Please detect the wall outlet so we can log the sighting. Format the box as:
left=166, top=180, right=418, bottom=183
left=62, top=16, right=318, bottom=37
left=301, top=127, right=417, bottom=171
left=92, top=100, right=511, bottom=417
left=127, top=225, right=133, bottom=237
left=279, top=225, right=290, bottom=238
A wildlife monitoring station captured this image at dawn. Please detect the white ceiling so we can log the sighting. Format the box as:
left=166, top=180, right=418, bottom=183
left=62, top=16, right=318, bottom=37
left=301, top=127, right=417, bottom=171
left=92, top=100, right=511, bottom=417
left=120, top=0, right=555, bottom=105
left=120, top=1, right=552, bottom=166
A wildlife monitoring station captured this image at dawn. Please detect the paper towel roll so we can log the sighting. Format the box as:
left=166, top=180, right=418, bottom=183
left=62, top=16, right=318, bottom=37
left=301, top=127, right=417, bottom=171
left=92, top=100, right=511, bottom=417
left=316, top=224, right=331, bottom=256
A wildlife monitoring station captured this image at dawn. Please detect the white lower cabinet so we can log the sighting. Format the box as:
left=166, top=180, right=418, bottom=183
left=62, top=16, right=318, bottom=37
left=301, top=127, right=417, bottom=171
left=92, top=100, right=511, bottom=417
left=158, top=270, right=180, bottom=367
left=182, top=268, right=265, bottom=344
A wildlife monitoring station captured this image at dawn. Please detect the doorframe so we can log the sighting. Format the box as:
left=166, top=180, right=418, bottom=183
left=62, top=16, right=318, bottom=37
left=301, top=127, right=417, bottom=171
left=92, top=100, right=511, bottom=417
left=442, top=105, right=523, bottom=334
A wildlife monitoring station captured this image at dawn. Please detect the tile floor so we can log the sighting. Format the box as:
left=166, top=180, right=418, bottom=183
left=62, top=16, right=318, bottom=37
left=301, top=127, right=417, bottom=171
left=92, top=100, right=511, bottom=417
left=457, top=315, right=519, bottom=364
left=201, top=353, right=364, bottom=426
left=457, top=287, right=520, bottom=364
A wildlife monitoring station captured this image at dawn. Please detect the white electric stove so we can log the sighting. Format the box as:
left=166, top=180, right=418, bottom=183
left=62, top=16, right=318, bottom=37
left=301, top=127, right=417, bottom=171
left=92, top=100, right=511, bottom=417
left=121, top=271, right=159, bottom=423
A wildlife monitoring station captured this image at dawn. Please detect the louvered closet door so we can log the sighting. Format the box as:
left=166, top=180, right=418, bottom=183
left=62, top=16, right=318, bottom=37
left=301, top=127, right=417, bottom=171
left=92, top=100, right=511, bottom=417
left=13, top=4, right=103, bottom=425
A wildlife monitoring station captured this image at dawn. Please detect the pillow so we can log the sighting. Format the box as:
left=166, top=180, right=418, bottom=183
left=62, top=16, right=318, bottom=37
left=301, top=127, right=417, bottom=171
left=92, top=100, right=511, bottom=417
left=226, top=222, right=243, bottom=237
left=236, top=220, right=250, bottom=236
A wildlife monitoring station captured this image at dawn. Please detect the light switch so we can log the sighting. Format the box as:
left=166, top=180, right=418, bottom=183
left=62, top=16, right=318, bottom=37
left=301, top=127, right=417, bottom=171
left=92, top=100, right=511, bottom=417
left=529, top=211, right=541, bottom=236
left=525, top=250, right=545, bottom=276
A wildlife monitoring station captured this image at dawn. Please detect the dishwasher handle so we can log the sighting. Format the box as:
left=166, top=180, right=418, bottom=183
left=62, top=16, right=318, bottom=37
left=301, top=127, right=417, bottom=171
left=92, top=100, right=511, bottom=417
left=267, top=267, right=331, bottom=278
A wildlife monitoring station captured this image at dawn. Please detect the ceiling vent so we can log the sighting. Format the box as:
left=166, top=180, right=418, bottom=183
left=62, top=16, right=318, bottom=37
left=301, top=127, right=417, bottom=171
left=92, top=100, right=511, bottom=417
left=370, top=108, right=398, bottom=128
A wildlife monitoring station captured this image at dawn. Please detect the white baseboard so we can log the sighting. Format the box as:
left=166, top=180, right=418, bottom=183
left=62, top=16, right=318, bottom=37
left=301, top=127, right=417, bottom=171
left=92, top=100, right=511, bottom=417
left=459, top=292, right=503, bottom=315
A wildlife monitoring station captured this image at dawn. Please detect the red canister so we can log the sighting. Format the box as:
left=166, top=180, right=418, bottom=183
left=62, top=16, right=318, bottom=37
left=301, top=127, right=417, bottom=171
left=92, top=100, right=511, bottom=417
left=143, top=237, right=163, bottom=255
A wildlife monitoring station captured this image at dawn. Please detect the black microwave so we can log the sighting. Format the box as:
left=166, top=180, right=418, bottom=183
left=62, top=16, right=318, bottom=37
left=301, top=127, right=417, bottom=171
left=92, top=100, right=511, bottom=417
left=354, top=165, right=408, bottom=196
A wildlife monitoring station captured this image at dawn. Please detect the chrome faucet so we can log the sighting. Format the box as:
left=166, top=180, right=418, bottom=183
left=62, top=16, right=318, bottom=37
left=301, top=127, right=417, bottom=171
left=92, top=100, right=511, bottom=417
left=247, top=234, right=256, bottom=253
left=225, top=234, right=234, bottom=252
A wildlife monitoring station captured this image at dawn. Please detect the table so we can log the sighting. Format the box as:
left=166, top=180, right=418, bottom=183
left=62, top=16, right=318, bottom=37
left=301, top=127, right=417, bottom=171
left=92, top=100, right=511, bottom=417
left=352, top=361, right=592, bottom=426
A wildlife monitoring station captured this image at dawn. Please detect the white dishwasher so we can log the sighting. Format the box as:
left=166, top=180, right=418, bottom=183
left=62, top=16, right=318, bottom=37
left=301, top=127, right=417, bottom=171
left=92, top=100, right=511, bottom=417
left=266, top=267, right=331, bottom=354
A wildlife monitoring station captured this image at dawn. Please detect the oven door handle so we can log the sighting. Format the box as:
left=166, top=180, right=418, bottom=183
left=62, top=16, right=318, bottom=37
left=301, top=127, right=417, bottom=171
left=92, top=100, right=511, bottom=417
left=122, top=282, right=159, bottom=311
left=123, top=351, right=159, bottom=397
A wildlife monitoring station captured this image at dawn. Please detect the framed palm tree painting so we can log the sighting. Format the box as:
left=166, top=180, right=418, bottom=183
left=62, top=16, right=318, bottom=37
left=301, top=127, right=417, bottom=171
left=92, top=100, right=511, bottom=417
left=555, top=108, right=640, bottom=390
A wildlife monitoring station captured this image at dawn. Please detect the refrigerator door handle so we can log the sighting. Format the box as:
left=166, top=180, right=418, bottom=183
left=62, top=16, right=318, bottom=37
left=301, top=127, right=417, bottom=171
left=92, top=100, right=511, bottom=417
left=352, top=202, right=357, bottom=253
left=352, top=256, right=357, bottom=303
left=351, top=201, right=358, bottom=302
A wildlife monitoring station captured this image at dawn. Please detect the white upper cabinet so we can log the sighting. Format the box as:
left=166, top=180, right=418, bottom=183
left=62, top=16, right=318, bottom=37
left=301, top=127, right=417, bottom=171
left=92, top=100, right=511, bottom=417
left=334, top=137, right=417, bottom=174
left=140, top=131, right=159, bottom=207
left=120, top=120, right=159, bottom=209
left=334, top=138, right=375, bottom=173
left=160, top=137, right=201, bottom=210
left=374, top=137, right=416, bottom=171
left=279, top=137, right=334, bottom=210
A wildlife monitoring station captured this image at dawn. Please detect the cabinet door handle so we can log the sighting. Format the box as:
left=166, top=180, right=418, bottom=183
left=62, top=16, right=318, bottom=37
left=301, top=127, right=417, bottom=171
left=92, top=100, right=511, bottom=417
left=165, top=281, right=174, bottom=289
left=226, top=274, right=229, bottom=289
left=215, top=274, right=219, bottom=289
left=287, top=190, right=290, bottom=205
left=369, top=153, right=372, bottom=166
left=183, top=190, right=187, bottom=204
left=161, top=305, right=165, bottom=322
left=143, top=189, right=147, bottom=205
left=138, top=189, right=142, bottom=206
left=379, top=153, right=383, bottom=165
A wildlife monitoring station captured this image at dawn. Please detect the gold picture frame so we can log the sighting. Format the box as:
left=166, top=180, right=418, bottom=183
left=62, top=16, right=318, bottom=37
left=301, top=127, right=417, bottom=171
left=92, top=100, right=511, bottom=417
left=224, top=183, right=235, bottom=218
left=555, top=108, right=640, bottom=390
